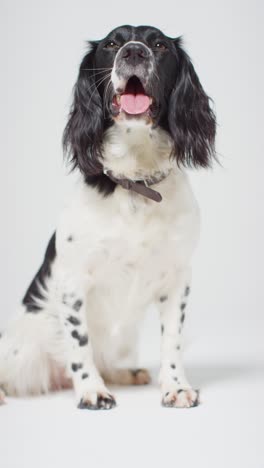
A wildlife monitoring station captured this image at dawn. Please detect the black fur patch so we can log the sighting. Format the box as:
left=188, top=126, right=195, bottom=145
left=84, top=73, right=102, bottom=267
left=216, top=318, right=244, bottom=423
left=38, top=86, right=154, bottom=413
left=68, top=316, right=81, bottom=326
left=71, top=330, right=88, bottom=346
left=82, top=373, right=89, bottom=379
left=185, top=286, right=190, bottom=296
left=180, top=302, right=186, bottom=311
left=84, top=174, right=117, bottom=197
left=23, top=232, right=56, bottom=313
left=180, top=312, right=185, bottom=324
left=73, top=300, right=83, bottom=312
left=160, top=295, right=168, bottom=303
left=67, top=235, right=73, bottom=242
left=72, top=362, right=83, bottom=372
left=161, top=324, right=164, bottom=335
left=170, top=363, right=176, bottom=369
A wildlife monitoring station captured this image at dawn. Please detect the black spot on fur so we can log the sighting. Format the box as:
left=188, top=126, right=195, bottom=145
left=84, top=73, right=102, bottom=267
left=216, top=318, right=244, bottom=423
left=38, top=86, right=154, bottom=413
left=177, top=389, right=183, bottom=394
left=23, top=232, right=56, bottom=313
left=71, top=330, right=88, bottom=346
left=176, top=345, right=181, bottom=351
left=13, top=349, right=18, bottom=355
left=67, top=235, right=73, bottom=242
left=174, top=377, right=178, bottom=382
left=170, top=363, right=176, bottom=369
left=185, top=286, right=190, bottom=297
left=165, top=392, right=170, bottom=397
left=68, top=316, right=81, bottom=326
left=180, top=312, right=185, bottom=324
left=82, top=373, right=89, bottom=379
left=160, top=295, right=168, bottom=303
left=126, top=128, right=131, bottom=133
left=161, top=324, right=164, bottom=335
left=71, top=330, right=79, bottom=340
left=180, top=302, right=186, bottom=311
left=73, top=300, right=83, bottom=312
left=71, top=362, right=83, bottom=372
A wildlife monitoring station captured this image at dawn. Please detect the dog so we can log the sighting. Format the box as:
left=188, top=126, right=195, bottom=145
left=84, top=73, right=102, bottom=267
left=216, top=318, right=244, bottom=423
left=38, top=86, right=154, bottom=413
left=0, top=25, right=216, bottom=409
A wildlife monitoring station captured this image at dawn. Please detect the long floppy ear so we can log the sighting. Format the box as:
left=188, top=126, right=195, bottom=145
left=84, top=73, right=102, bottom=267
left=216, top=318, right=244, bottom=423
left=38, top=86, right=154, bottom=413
left=63, top=41, right=104, bottom=175
left=169, top=39, right=216, bottom=167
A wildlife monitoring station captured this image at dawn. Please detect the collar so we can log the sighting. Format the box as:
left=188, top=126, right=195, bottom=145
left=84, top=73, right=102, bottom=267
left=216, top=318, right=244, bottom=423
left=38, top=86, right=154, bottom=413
left=103, top=169, right=171, bottom=203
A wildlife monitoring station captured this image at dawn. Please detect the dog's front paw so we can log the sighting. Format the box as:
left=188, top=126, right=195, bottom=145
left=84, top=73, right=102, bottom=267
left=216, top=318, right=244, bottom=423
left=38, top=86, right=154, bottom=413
left=78, top=391, right=116, bottom=410
left=162, top=388, right=200, bottom=409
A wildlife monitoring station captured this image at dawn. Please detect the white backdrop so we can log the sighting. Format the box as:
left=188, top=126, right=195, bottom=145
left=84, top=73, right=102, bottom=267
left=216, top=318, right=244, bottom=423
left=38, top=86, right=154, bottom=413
left=1, top=1, right=263, bottom=467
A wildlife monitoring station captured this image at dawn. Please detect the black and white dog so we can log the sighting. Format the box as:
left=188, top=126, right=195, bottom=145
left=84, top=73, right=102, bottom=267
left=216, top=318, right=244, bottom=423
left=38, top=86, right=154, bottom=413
left=0, top=25, right=216, bottom=409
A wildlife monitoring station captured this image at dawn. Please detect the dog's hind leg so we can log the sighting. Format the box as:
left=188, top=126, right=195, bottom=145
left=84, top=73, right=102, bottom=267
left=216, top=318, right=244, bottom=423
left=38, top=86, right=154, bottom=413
left=102, top=368, right=151, bottom=385
left=0, top=308, right=66, bottom=399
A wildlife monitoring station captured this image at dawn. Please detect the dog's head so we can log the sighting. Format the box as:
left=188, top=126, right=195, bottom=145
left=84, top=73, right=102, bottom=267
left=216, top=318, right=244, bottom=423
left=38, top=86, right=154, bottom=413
left=63, top=25, right=216, bottom=177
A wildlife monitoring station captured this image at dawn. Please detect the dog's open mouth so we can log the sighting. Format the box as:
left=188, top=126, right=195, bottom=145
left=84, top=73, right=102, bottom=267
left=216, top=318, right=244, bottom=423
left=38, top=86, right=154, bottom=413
left=113, top=76, right=153, bottom=116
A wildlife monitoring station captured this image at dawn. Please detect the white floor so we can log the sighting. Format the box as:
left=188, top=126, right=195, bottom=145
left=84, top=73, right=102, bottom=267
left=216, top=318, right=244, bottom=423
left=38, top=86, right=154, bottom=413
left=1, top=317, right=263, bottom=468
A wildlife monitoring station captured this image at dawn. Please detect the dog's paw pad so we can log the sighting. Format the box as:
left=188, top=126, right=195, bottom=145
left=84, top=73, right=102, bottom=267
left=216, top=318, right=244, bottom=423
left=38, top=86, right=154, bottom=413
left=162, top=388, right=200, bottom=408
left=78, top=392, right=116, bottom=410
left=130, top=369, right=151, bottom=385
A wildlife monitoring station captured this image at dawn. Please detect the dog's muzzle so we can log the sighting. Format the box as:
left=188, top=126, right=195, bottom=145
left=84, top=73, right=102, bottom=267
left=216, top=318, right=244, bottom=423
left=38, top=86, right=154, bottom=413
left=112, top=42, right=154, bottom=117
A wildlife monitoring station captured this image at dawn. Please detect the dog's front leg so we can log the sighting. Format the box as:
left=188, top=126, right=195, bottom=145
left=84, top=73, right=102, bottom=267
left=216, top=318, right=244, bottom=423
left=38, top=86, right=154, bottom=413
left=158, top=276, right=200, bottom=408
left=57, top=273, right=116, bottom=410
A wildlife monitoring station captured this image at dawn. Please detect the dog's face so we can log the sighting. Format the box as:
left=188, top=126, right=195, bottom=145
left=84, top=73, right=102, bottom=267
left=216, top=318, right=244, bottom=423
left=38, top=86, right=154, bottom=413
left=94, top=25, right=178, bottom=122
left=63, top=25, right=216, bottom=177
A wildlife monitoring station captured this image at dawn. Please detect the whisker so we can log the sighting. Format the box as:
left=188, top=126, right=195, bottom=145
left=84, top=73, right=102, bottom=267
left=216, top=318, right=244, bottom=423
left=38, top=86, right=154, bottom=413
left=89, top=72, right=112, bottom=91
left=103, top=77, right=113, bottom=118
left=85, top=73, right=112, bottom=111
left=81, top=68, right=112, bottom=71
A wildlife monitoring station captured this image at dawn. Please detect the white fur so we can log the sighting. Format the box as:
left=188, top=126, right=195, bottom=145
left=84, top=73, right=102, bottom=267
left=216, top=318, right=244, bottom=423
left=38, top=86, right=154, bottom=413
left=111, top=40, right=154, bottom=94
left=0, top=117, right=200, bottom=408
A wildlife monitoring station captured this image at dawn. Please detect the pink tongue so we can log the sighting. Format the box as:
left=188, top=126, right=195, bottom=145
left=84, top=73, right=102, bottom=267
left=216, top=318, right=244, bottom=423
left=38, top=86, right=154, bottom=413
left=120, top=93, right=151, bottom=115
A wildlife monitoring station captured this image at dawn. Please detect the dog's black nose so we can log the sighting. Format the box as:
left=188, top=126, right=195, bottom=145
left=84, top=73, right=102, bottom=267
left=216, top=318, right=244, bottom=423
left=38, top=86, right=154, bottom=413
left=120, top=44, right=149, bottom=66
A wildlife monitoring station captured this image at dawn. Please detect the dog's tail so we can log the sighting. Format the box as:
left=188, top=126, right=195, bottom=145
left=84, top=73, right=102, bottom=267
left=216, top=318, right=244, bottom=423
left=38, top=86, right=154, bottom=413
left=0, top=310, right=64, bottom=401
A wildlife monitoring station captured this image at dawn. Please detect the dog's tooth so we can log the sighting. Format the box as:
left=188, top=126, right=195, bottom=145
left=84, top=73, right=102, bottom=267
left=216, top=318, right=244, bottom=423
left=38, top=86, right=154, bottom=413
left=116, top=95, right=121, bottom=104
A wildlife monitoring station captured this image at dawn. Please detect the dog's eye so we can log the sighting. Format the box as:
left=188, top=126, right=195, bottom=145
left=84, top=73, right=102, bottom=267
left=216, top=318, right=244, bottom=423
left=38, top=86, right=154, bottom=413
left=104, top=41, right=119, bottom=50
left=154, top=42, right=167, bottom=51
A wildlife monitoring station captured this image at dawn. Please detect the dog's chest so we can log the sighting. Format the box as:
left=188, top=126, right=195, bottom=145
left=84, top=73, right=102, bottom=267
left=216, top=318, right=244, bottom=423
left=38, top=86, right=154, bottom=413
left=79, top=203, right=180, bottom=328
left=56, top=165, right=199, bottom=336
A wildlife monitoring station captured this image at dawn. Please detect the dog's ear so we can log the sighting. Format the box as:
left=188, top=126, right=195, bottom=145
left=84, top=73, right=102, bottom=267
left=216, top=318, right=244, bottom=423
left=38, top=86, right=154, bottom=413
left=63, top=41, right=104, bottom=175
left=168, top=38, right=216, bottom=168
